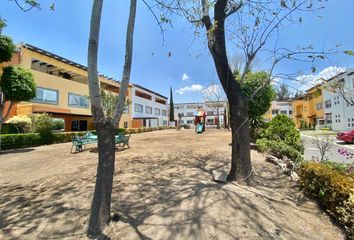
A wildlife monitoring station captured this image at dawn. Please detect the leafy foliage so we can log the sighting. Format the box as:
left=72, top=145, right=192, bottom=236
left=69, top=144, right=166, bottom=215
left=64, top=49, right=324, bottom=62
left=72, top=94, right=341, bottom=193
left=29, top=113, right=55, bottom=144
left=298, top=162, right=354, bottom=238
left=101, top=90, right=130, bottom=119
left=6, top=115, right=32, bottom=133
left=276, top=83, right=291, bottom=101
left=0, top=66, right=36, bottom=101
left=261, top=114, right=303, bottom=152
left=235, top=71, right=275, bottom=121
left=0, top=35, right=15, bottom=63
left=256, top=138, right=303, bottom=163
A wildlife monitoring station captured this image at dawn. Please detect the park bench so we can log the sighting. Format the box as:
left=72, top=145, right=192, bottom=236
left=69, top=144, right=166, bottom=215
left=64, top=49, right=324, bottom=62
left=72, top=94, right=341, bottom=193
left=71, top=131, right=130, bottom=153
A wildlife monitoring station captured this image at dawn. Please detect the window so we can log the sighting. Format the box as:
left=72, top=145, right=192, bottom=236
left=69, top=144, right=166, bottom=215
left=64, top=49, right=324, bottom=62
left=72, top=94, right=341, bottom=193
left=289, top=110, right=293, bottom=115
left=187, top=112, right=194, bottom=116
left=325, top=100, right=331, bottom=109
left=272, top=110, right=279, bottom=114
left=207, top=111, right=214, bottom=115
left=33, top=87, right=58, bottom=104
left=135, top=103, right=143, bottom=113
left=280, top=110, right=287, bottom=114
left=155, top=108, right=160, bottom=115
left=335, top=114, right=341, bottom=123
left=187, top=120, right=193, bottom=124
left=161, top=109, right=167, bottom=116
left=124, top=122, right=128, bottom=128
left=163, top=120, right=167, bottom=126
left=71, top=120, right=87, bottom=131
left=325, top=114, right=332, bottom=124
left=316, top=102, right=323, bottom=110
left=68, top=93, right=89, bottom=108
left=348, top=118, right=354, bottom=127
left=123, top=104, right=129, bottom=113
left=145, top=106, right=152, bottom=114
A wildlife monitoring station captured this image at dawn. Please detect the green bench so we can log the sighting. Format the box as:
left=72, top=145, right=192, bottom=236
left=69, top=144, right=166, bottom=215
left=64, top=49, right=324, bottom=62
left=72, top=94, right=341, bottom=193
left=71, top=131, right=130, bottom=153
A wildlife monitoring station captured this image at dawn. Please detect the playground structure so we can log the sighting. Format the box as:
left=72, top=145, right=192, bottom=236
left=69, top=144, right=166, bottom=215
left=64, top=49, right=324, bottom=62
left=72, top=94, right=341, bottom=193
left=195, top=110, right=206, bottom=133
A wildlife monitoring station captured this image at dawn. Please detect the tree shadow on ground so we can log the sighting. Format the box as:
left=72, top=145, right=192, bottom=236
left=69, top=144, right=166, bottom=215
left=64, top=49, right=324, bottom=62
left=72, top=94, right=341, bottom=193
left=0, top=148, right=35, bottom=155
left=0, top=148, right=341, bottom=240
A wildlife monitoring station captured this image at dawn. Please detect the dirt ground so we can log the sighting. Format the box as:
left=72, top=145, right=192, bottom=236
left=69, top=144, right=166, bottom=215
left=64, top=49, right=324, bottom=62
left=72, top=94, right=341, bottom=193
left=0, top=129, right=345, bottom=240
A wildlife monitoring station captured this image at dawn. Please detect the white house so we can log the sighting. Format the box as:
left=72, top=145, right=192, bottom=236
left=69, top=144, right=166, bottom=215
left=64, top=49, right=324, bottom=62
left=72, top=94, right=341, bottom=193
left=323, top=68, right=354, bottom=131
left=131, top=84, right=168, bottom=128
left=173, top=101, right=228, bottom=128
left=264, top=101, right=293, bottom=122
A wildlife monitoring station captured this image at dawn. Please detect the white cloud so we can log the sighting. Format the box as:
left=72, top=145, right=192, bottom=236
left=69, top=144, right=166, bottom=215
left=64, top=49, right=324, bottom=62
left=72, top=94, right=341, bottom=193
left=202, top=84, right=222, bottom=97
left=181, top=73, right=189, bottom=81
left=295, top=66, right=346, bottom=87
left=176, top=84, right=203, bottom=95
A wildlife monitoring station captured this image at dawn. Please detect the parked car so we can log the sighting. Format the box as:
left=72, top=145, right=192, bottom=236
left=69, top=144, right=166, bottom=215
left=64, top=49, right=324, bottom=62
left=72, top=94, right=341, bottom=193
left=336, top=128, right=354, bottom=143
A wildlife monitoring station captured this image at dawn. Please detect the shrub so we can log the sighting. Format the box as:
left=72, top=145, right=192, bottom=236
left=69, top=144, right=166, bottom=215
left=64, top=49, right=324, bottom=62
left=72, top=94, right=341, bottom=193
left=0, top=66, right=36, bottom=101
left=323, top=161, right=354, bottom=178
left=0, top=35, right=15, bottom=63
left=6, top=115, right=32, bottom=133
left=30, top=113, right=55, bottom=144
left=256, top=138, right=303, bottom=163
left=1, top=133, right=40, bottom=149
left=298, top=162, right=354, bottom=238
left=261, top=114, right=303, bottom=152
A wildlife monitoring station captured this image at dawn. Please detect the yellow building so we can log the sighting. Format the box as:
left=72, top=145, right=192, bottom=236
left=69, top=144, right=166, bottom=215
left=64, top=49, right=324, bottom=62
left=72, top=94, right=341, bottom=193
left=3, top=44, right=133, bottom=131
left=293, top=84, right=324, bottom=129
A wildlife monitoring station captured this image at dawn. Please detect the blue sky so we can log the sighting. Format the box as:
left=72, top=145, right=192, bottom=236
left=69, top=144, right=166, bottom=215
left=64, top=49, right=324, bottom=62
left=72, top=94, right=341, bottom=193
left=1, top=0, right=354, bottom=102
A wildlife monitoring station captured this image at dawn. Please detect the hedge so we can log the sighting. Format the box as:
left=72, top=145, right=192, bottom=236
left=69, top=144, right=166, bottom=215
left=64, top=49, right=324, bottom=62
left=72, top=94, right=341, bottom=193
left=298, top=162, right=354, bottom=238
left=256, top=138, right=303, bottom=163
left=0, top=126, right=174, bottom=150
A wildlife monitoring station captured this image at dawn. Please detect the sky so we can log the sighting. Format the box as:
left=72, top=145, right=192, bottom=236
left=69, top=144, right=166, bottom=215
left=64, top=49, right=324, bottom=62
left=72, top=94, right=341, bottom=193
left=1, top=0, right=354, bottom=103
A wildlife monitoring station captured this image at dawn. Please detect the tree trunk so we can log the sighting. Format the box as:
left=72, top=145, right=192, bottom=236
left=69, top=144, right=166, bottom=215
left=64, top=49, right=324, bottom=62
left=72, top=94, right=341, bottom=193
left=87, top=121, right=116, bottom=238
left=202, top=0, right=253, bottom=183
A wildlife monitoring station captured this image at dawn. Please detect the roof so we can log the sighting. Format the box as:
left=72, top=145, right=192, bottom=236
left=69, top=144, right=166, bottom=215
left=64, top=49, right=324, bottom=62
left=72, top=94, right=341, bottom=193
left=132, top=84, right=167, bottom=100
left=22, top=43, right=124, bottom=86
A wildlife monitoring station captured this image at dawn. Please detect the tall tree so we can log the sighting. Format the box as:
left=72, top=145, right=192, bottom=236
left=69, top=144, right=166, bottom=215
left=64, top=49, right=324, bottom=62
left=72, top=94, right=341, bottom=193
left=154, top=0, right=332, bottom=183
left=86, top=0, right=137, bottom=237
left=169, top=86, right=175, bottom=122
left=276, top=83, right=291, bottom=101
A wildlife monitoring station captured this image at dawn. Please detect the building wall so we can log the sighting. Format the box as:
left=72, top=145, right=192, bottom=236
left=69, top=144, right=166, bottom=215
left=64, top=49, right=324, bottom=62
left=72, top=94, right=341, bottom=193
left=323, top=69, right=354, bottom=131
left=292, top=85, right=324, bottom=129
left=3, top=45, right=134, bottom=131
left=264, top=101, right=293, bottom=122
left=173, top=101, right=227, bottom=128
left=131, top=85, right=168, bottom=127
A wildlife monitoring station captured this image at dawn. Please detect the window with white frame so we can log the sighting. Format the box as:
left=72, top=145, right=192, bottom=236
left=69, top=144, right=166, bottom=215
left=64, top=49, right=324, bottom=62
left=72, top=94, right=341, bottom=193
left=334, top=114, right=341, bottom=123
left=68, top=93, right=89, bottom=108
left=348, top=118, right=354, bottom=127
left=280, top=110, right=287, bottom=114
left=155, top=108, right=160, bottom=115
left=187, top=120, right=193, bottom=124
left=161, top=109, right=167, bottom=116
left=145, top=106, right=152, bottom=114
left=33, top=87, right=58, bottom=104
left=135, top=103, right=143, bottom=113
left=207, top=111, right=214, bottom=115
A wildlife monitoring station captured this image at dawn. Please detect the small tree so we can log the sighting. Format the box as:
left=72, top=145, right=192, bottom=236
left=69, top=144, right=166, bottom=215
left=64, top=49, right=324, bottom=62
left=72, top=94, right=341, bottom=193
left=202, top=80, right=226, bottom=129
left=101, top=90, right=131, bottom=119
left=169, top=86, right=175, bottom=122
left=29, top=113, right=55, bottom=144
left=236, top=71, right=275, bottom=139
left=276, top=83, right=291, bottom=101
left=0, top=31, right=36, bottom=151
left=312, top=135, right=331, bottom=162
